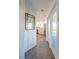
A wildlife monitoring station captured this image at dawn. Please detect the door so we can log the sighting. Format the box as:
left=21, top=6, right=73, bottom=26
left=44, top=24, right=46, bottom=36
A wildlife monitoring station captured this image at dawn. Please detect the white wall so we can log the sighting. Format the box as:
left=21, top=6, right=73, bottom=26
left=24, top=30, right=36, bottom=52
left=46, top=0, right=59, bottom=59
left=24, top=0, right=37, bottom=53
left=19, top=0, right=25, bottom=59
left=19, top=0, right=37, bottom=59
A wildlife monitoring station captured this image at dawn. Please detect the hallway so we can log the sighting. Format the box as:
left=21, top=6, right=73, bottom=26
left=25, top=35, right=55, bottom=59
left=19, top=0, right=59, bottom=59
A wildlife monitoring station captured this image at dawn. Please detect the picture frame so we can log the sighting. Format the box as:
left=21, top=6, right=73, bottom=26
left=25, top=13, right=35, bottom=30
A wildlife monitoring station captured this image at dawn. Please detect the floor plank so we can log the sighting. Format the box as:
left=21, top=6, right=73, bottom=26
left=25, top=34, right=55, bottom=59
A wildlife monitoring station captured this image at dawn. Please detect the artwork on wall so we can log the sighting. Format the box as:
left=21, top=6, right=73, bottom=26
left=25, top=13, right=35, bottom=30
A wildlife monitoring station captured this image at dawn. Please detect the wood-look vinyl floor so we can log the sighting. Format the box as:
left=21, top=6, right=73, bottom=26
left=25, top=34, right=55, bottom=59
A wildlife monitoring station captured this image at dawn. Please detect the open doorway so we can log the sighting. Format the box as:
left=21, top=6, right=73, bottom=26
left=44, top=24, right=46, bottom=36
left=36, top=22, right=46, bottom=36
left=36, top=21, right=47, bottom=46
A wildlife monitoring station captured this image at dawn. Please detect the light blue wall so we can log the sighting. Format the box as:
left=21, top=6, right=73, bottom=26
left=24, top=30, right=36, bottom=53
left=47, top=12, right=58, bottom=59
left=47, top=1, right=59, bottom=58
left=51, top=31, right=59, bottom=55
left=19, top=0, right=36, bottom=59
left=19, top=0, right=25, bottom=59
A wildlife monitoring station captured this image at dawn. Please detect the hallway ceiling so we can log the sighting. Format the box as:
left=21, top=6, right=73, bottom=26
left=29, top=0, right=53, bottom=11
left=25, top=0, right=55, bottom=22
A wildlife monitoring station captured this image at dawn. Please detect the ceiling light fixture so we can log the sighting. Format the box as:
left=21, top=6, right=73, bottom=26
left=41, top=9, right=44, bottom=12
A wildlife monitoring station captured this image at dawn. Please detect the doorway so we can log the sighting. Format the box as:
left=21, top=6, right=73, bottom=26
left=44, top=24, right=46, bottom=36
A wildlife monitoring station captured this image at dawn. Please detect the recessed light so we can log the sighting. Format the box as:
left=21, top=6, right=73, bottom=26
left=41, top=9, right=44, bottom=12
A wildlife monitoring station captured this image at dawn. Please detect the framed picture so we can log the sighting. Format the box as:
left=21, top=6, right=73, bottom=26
left=25, top=13, right=35, bottom=30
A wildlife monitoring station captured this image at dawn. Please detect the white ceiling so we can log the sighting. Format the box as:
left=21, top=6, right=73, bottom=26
left=25, top=0, right=55, bottom=22
left=26, top=0, right=54, bottom=11
left=30, top=0, right=53, bottom=11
